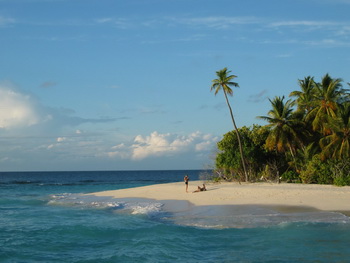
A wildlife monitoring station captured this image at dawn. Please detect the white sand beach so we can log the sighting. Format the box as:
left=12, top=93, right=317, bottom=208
left=91, top=181, right=350, bottom=213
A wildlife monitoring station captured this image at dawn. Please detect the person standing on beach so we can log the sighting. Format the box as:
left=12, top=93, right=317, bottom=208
left=184, top=175, right=189, bottom=192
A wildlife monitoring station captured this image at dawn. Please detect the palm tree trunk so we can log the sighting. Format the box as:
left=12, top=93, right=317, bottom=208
left=289, top=145, right=300, bottom=173
left=223, top=90, right=248, bottom=182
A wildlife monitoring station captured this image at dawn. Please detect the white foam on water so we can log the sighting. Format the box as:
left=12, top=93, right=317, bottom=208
left=48, top=194, right=166, bottom=218
left=48, top=193, right=124, bottom=209
left=126, top=202, right=164, bottom=215
left=89, top=201, right=122, bottom=209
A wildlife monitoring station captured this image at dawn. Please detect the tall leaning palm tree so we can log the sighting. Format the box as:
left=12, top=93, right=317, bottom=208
left=211, top=67, right=248, bottom=182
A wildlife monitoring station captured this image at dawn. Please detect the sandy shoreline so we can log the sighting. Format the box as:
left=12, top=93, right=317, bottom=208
left=91, top=180, right=350, bottom=213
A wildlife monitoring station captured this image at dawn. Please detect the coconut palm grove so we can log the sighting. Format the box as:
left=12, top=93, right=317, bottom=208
left=213, top=68, right=350, bottom=186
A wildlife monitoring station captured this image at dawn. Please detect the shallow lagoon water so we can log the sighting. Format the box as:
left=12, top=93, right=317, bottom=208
left=1, top=170, right=350, bottom=262
left=51, top=192, right=350, bottom=229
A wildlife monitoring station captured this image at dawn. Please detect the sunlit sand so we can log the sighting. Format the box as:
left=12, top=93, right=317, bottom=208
left=91, top=181, right=350, bottom=214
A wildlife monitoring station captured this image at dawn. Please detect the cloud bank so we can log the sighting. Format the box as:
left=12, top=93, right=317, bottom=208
left=0, top=83, right=117, bottom=133
left=0, top=83, right=219, bottom=170
left=108, top=131, right=219, bottom=161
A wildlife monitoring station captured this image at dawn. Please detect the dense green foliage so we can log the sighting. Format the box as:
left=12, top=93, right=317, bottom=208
left=214, top=74, right=350, bottom=185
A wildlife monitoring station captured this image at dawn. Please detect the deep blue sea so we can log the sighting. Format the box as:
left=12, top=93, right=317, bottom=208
left=1, top=170, right=350, bottom=263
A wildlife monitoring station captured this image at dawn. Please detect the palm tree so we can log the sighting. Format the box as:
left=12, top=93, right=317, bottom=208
left=320, top=102, right=350, bottom=160
left=289, top=76, right=316, bottom=117
left=211, top=67, right=248, bottom=182
left=292, top=142, right=320, bottom=174
left=258, top=96, right=306, bottom=169
left=306, top=74, right=345, bottom=135
left=289, top=76, right=320, bottom=148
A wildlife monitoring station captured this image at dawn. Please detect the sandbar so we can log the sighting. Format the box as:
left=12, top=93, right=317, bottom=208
left=91, top=181, right=350, bottom=214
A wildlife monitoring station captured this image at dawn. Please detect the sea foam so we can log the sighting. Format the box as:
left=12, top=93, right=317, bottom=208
left=48, top=193, right=165, bottom=218
left=48, top=193, right=350, bottom=229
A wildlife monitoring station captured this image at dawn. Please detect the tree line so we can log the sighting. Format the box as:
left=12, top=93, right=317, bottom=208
left=212, top=69, right=350, bottom=185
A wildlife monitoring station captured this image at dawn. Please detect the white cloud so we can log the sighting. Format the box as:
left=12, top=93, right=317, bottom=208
left=195, top=141, right=211, bottom=152
left=0, top=15, right=15, bottom=27
left=0, top=157, right=9, bottom=162
left=0, top=83, right=118, bottom=133
left=0, top=85, right=41, bottom=129
left=47, top=137, right=67, bottom=149
left=108, top=143, right=130, bottom=159
left=304, top=38, right=350, bottom=47
left=95, top=18, right=114, bottom=24
left=269, top=20, right=339, bottom=28
left=132, top=132, right=176, bottom=160
left=108, top=131, right=219, bottom=161
left=315, top=0, right=350, bottom=4
left=174, top=16, right=260, bottom=29
left=268, top=20, right=350, bottom=39
left=95, top=17, right=131, bottom=29
left=47, top=144, right=55, bottom=149
left=56, top=137, right=66, bottom=142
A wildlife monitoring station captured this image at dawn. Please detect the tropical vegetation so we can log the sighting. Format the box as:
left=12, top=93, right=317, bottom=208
left=213, top=72, right=350, bottom=186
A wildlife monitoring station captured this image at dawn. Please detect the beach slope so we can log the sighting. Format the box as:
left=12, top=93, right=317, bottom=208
left=91, top=181, right=350, bottom=213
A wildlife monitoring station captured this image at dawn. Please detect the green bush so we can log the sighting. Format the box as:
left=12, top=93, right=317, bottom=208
left=281, top=170, right=300, bottom=183
left=300, top=155, right=333, bottom=184
left=333, top=176, right=350, bottom=186
left=331, top=159, right=350, bottom=186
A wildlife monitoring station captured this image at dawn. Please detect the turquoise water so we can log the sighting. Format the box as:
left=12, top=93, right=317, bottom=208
left=1, top=170, right=350, bottom=262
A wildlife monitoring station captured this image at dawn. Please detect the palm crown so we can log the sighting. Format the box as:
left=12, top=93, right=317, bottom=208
left=211, top=67, right=239, bottom=96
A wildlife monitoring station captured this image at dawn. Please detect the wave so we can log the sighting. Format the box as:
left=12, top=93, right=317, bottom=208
left=48, top=193, right=165, bottom=218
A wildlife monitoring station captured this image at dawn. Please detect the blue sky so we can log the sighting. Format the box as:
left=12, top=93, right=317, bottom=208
left=0, top=0, right=349, bottom=171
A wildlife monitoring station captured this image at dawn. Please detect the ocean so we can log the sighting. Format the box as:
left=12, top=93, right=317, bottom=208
left=1, top=170, right=349, bottom=263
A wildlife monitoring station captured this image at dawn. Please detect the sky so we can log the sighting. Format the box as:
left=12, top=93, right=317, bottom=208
left=0, top=0, right=349, bottom=171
